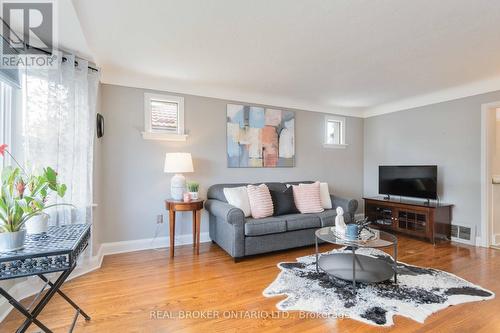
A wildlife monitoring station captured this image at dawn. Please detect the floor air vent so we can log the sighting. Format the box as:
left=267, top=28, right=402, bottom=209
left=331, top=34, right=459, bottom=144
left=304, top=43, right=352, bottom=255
left=451, top=224, right=475, bottom=244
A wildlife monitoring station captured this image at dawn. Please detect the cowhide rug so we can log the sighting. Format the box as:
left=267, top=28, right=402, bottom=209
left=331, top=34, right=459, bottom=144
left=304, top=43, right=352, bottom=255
left=263, top=247, right=494, bottom=326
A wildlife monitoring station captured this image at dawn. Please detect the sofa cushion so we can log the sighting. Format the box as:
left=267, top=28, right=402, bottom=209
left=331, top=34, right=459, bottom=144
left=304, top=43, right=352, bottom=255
left=244, top=217, right=286, bottom=236
left=285, top=213, right=321, bottom=231
left=316, top=209, right=337, bottom=227
left=270, top=187, right=299, bottom=216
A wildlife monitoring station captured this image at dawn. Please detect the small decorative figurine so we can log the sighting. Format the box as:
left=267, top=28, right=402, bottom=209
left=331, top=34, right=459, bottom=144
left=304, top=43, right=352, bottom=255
left=356, top=217, right=371, bottom=235
left=356, top=216, right=376, bottom=240
left=335, top=206, right=346, bottom=234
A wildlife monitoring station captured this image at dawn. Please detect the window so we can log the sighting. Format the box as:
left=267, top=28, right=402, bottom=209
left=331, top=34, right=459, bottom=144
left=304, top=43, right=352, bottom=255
left=0, top=79, right=22, bottom=168
left=324, top=115, right=347, bottom=148
left=142, top=93, right=187, bottom=141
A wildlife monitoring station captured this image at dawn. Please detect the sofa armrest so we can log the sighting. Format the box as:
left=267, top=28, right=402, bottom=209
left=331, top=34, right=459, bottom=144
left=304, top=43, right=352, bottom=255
left=205, top=199, right=245, bottom=226
left=330, top=195, right=358, bottom=216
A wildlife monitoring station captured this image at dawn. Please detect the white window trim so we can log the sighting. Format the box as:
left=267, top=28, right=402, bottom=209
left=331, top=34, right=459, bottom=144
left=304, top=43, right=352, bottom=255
left=324, top=115, right=348, bottom=149
left=142, top=93, right=187, bottom=141
left=0, top=82, right=12, bottom=168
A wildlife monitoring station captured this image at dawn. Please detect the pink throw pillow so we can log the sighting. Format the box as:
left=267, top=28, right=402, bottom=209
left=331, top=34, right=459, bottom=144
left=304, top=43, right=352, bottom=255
left=292, top=182, right=324, bottom=213
left=246, top=184, right=274, bottom=219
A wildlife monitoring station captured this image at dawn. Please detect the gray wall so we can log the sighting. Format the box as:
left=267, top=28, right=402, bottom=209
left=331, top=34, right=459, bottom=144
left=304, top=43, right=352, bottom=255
left=99, top=84, right=364, bottom=243
left=364, top=90, right=500, bottom=239
left=92, top=84, right=104, bottom=254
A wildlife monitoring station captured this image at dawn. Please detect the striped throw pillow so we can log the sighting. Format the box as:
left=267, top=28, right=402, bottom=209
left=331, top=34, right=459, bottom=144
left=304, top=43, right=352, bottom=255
left=292, top=181, right=324, bottom=213
left=247, top=184, right=274, bottom=219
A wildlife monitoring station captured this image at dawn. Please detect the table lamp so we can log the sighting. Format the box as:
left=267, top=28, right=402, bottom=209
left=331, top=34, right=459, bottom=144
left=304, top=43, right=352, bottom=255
left=164, top=152, right=194, bottom=200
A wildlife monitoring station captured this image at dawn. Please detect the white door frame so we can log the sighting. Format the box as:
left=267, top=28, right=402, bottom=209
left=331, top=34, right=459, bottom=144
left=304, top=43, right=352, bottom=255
left=480, top=102, right=500, bottom=247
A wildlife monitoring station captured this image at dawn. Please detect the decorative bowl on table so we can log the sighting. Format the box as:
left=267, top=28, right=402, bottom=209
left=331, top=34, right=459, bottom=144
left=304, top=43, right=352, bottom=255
left=330, top=226, right=378, bottom=243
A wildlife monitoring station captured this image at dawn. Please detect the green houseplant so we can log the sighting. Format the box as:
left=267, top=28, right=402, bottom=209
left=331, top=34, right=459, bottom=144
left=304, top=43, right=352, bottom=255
left=0, top=144, right=69, bottom=250
left=187, top=181, right=200, bottom=200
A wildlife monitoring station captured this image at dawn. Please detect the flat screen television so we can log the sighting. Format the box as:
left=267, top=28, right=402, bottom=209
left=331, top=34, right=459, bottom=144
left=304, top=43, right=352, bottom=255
left=379, top=165, right=437, bottom=200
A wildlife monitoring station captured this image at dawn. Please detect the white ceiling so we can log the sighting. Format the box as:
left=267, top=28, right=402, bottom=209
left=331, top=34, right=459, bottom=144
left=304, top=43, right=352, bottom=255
left=72, top=0, right=500, bottom=117
left=56, top=0, right=94, bottom=61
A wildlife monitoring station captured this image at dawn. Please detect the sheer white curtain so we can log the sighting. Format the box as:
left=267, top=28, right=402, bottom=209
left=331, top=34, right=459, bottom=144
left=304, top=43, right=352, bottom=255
left=21, top=53, right=99, bottom=225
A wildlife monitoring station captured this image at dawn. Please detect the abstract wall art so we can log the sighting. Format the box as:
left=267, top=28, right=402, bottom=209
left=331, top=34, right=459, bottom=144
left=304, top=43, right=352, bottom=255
left=227, top=104, right=295, bottom=168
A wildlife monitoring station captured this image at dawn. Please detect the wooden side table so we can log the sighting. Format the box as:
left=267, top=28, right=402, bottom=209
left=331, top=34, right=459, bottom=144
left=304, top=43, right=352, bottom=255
left=165, top=199, right=204, bottom=257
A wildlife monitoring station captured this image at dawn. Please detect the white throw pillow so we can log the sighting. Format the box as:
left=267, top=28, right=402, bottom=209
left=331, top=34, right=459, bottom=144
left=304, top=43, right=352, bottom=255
left=223, top=186, right=252, bottom=217
left=319, top=182, right=332, bottom=209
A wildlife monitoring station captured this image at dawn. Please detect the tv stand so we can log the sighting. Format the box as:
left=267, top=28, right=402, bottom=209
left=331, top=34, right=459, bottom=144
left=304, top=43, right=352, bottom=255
left=363, top=197, right=453, bottom=243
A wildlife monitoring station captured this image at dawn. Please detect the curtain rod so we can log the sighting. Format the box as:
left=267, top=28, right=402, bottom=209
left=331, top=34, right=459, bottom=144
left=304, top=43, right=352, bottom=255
left=27, top=45, right=99, bottom=72
left=0, top=17, right=99, bottom=72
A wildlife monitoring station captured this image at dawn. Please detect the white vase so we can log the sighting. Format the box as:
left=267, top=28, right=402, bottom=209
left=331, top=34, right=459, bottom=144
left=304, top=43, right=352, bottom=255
left=170, top=174, right=186, bottom=201
left=0, top=230, right=26, bottom=251
left=25, top=213, right=49, bottom=235
left=189, top=192, right=199, bottom=200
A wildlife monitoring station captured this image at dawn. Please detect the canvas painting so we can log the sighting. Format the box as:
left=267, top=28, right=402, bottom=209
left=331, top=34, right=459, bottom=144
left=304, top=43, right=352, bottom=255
left=227, top=104, right=295, bottom=168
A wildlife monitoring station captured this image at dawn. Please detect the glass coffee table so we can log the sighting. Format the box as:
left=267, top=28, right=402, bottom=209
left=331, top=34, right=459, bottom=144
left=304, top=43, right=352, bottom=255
left=315, top=226, right=398, bottom=290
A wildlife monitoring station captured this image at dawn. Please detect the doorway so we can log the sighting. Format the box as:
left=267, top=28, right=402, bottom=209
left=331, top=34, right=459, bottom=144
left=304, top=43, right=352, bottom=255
left=481, top=103, right=500, bottom=248
left=491, top=109, right=500, bottom=247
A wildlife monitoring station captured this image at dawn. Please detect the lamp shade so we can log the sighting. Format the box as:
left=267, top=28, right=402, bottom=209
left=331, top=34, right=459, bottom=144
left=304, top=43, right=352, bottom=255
left=164, top=153, right=194, bottom=173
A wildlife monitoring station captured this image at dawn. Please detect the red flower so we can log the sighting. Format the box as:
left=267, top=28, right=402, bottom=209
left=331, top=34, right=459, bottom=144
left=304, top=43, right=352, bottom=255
left=16, top=181, right=25, bottom=197
left=0, top=144, right=7, bottom=157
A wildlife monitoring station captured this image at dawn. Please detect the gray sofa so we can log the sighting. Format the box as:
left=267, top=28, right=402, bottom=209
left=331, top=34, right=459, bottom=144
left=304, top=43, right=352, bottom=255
left=205, top=181, right=358, bottom=261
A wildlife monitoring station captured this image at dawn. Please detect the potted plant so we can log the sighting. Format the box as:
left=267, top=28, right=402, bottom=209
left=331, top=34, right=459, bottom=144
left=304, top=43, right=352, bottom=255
left=26, top=212, right=50, bottom=235
left=187, top=181, right=200, bottom=200
left=0, top=144, right=69, bottom=251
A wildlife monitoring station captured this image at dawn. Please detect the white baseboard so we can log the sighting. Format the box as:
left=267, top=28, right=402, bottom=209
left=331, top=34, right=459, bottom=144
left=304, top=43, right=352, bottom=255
left=0, top=232, right=210, bottom=323
left=489, top=234, right=500, bottom=247
left=451, top=236, right=475, bottom=246
left=475, top=236, right=487, bottom=248
left=100, top=232, right=210, bottom=256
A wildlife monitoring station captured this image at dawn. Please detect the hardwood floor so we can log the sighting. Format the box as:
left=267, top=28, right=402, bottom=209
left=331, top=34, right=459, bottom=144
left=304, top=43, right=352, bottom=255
left=1, top=236, right=500, bottom=332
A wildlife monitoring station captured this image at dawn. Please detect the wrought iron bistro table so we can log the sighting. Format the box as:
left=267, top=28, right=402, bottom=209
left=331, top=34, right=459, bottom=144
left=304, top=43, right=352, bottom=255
left=0, top=224, right=91, bottom=333
left=315, top=226, right=398, bottom=290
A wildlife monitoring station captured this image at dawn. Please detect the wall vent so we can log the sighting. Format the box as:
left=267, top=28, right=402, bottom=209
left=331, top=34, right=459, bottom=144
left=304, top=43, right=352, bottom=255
left=451, top=224, right=475, bottom=245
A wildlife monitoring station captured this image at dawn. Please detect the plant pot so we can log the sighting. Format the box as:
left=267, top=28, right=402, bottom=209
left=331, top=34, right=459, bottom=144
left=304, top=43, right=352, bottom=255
left=25, top=213, right=49, bottom=235
left=0, top=230, right=26, bottom=251
left=189, top=192, right=199, bottom=200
